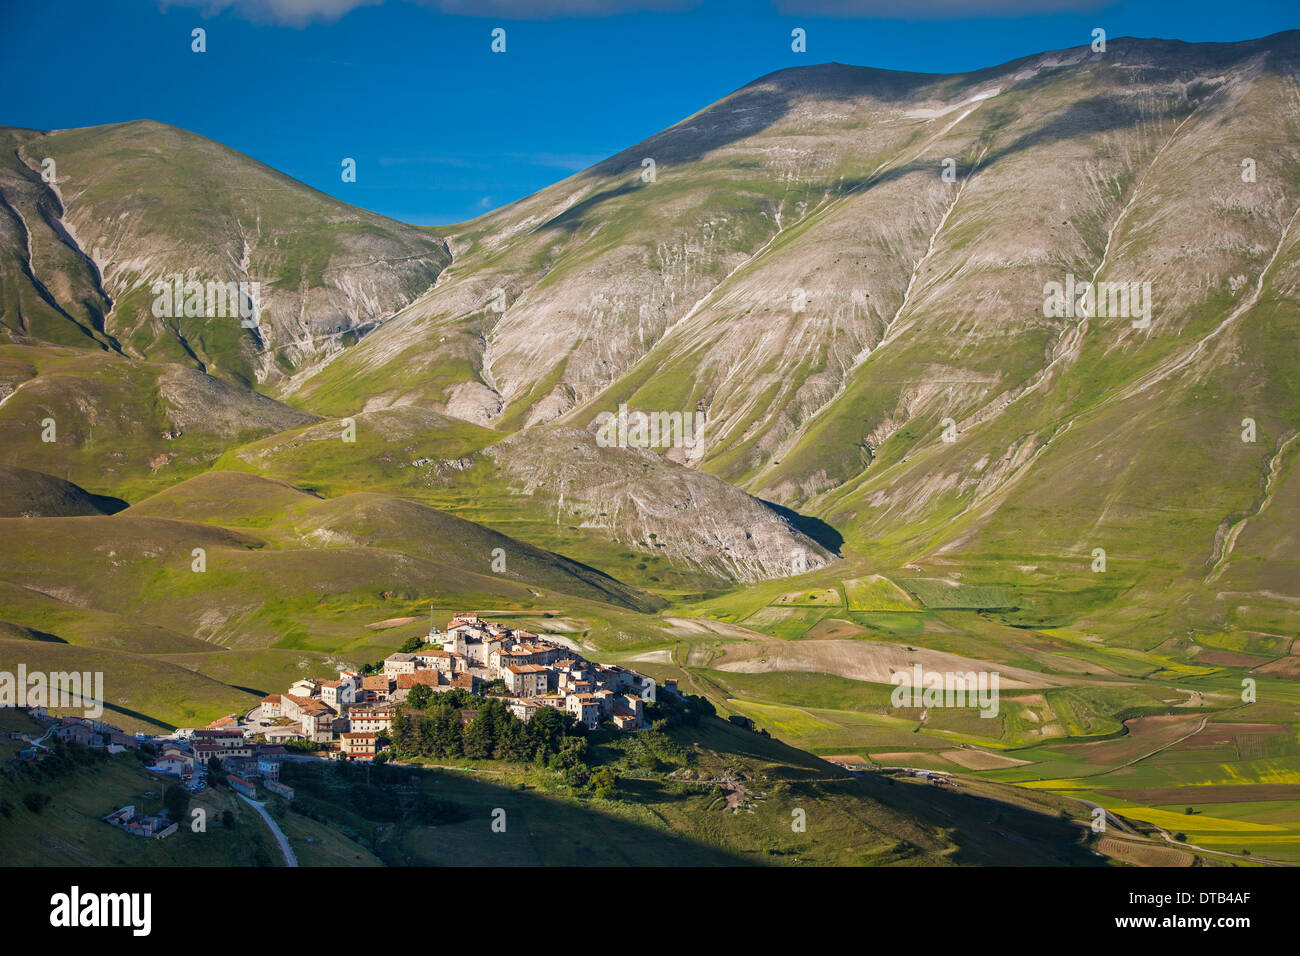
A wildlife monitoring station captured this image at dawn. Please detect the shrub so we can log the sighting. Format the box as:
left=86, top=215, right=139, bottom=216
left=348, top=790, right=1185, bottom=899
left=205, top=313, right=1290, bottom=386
left=22, top=791, right=50, bottom=814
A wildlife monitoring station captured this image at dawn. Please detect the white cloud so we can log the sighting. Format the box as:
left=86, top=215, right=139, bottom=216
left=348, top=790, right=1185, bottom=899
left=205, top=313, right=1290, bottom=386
left=162, top=0, right=1109, bottom=25
left=160, top=0, right=696, bottom=26
left=428, top=0, right=694, bottom=15
left=160, top=0, right=382, bottom=26
left=774, top=0, right=1111, bottom=18
left=510, top=151, right=609, bottom=171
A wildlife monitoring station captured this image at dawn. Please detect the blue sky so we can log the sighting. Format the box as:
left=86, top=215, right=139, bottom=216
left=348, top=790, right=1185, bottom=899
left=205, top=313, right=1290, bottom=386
left=1, top=0, right=1296, bottom=224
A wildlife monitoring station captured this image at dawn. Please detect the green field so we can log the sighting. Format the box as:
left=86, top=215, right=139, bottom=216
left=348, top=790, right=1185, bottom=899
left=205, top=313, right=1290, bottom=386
left=844, top=575, right=921, bottom=611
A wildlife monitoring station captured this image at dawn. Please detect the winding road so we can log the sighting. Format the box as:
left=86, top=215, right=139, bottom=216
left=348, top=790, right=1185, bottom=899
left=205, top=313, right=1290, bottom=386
left=237, top=793, right=298, bottom=867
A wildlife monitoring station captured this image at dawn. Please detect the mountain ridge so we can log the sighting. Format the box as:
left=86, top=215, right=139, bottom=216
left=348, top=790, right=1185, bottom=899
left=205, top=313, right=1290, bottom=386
left=3, top=28, right=1298, bottom=608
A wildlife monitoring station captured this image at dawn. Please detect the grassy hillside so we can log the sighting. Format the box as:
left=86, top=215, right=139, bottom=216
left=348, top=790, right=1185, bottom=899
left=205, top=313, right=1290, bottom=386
left=0, top=709, right=276, bottom=864
left=0, top=345, right=316, bottom=501
left=0, top=466, right=126, bottom=517
left=2, top=121, right=451, bottom=386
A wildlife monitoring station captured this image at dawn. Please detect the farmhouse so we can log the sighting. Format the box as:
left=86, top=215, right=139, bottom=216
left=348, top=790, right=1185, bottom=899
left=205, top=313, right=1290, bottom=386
left=264, top=779, right=295, bottom=800
left=104, top=805, right=177, bottom=840
left=192, top=728, right=247, bottom=748
left=565, top=694, right=602, bottom=729
left=383, top=653, right=418, bottom=678
left=192, top=740, right=254, bottom=763
left=317, top=674, right=358, bottom=710
left=414, top=648, right=463, bottom=674
left=280, top=694, right=338, bottom=743
left=227, top=773, right=258, bottom=799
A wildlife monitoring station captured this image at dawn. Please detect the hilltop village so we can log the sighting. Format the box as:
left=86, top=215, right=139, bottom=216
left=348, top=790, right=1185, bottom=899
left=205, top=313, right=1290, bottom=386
left=4, top=614, right=667, bottom=829
left=258, top=613, right=662, bottom=760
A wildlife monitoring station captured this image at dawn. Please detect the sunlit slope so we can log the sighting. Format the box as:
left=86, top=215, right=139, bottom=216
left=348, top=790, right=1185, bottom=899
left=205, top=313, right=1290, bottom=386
left=212, top=411, right=832, bottom=587
left=0, top=345, right=317, bottom=500
left=1, top=121, right=450, bottom=386
left=0, top=129, right=114, bottom=352
left=129, top=470, right=661, bottom=612
left=278, top=34, right=1300, bottom=611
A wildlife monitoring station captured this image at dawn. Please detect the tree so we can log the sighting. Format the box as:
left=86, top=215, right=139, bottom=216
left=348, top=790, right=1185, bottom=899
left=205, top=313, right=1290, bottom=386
left=528, top=706, right=565, bottom=755
left=463, top=712, right=495, bottom=760
left=22, top=791, right=49, bottom=814
left=549, top=735, right=588, bottom=773
left=408, top=684, right=433, bottom=709
left=163, top=784, right=190, bottom=820
left=431, top=707, right=461, bottom=757
left=389, top=713, right=416, bottom=755
left=563, top=763, right=591, bottom=788
left=592, top=768, right=618, bottom=800
left=497, top=717, right=527, bottom=762
left=636, top=749, right=662, bottom=773
left=398, top=634, right=425, bottom=654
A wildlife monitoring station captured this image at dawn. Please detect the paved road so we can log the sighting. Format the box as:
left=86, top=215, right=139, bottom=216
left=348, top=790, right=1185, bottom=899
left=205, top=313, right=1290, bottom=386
left=237, top=794, right=298, bottom=867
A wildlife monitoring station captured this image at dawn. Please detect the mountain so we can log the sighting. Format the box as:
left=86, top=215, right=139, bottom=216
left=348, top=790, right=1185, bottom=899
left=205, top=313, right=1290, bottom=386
left=3, top=32, right=1298, bottom=601
left=3, top=32, right=1298, bottom=607
left=281, top=31, right=1300, bottom=631
left=0, top=121, right=451, bottom=387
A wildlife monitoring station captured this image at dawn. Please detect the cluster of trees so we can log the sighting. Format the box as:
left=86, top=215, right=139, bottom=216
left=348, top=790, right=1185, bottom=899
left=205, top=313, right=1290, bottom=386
left=644, top=691, right=716, bottom=730
left=388, top=691, right=581, bottom=764
left=546, top=735, right=619, bottom=794
left=279, top=760, right=465, bottom=838
left=613, top=725, right=689, bottom=773
left=6, top=738, right=107, bottom=784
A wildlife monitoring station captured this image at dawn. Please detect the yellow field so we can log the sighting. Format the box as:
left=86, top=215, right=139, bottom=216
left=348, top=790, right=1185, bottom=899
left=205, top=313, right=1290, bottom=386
left=727, top=698, right=840, bottom=737
left=1114, top=807, right=1285, bottom=832
left=842, top=575, right=920, bottom=612
left=773, top=587, right=843, bottom=607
